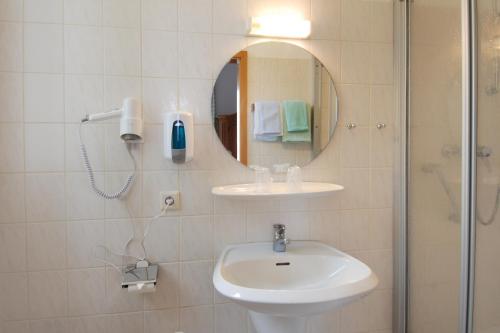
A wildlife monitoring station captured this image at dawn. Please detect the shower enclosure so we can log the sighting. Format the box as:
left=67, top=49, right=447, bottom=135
left=395, top=1, right=500, bottom=332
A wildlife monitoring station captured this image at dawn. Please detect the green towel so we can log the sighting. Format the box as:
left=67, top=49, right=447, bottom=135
left=283, top=101, right=309, bottom=132
left=282, top=106, right=311, bottom=143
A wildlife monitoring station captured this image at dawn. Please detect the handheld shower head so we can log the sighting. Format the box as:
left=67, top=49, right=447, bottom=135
left=83, top=97, right=143, bottom=143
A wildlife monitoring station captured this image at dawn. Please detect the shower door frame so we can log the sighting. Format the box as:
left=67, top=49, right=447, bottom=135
left=394, top=0, right=478, bottom=332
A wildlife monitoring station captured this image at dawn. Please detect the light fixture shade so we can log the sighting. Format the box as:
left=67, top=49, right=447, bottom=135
left=248, top=16, right=311, bottom=39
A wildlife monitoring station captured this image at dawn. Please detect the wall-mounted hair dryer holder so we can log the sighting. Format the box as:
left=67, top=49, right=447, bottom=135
left=121, top=260, right=158, bottom=293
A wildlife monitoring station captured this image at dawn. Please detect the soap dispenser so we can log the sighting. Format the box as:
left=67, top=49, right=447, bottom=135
left=164, top=112, right=194, bottom=163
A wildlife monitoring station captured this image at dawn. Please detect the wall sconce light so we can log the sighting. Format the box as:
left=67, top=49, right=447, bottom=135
left=247, top=15, right=311, bottom=39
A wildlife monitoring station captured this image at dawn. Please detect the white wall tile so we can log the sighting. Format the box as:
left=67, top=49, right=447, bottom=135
left=179, top=171, right=213, bottom=215
left=142, top=0, right=178, bottom=31
left=25, top=173, right=66, bottom=222
left=0, top=224, right=26, bottom=272
left=341, top=127, right=370, bottom=168
left=341, top=0, right=370, bottom=42
left=370, top=125, right=393, bottom=168
left=179, top=33, right=212, bottom=79
left=340, top=168, right=370, bottom=209
left=28, top=318, right=68, bottom=333
left=370, top=43, right=393, bottom=85
left=103, top=123, right=142, bottom=172
left=24, top=73, right=64, bottom=122
left=104, top=75, right=141, bottom=111
left=28, top=270, right=67, bottom=319
left=65, top=26, right=104, bottom=74
left=67, top=220, right=105, bottom=268
left=142, top=30, right=178, bottom=77
left=66, top=123, right=105, bottom=172
left=179, top=79, right=213, bottom=125
left=213, top=0, right=247, bottom=35
left=0, top=174, right=25, bottom=223
left=142, top=78, right=178, bottom=123
left=370, top=168, right=393, bottom=208
left=67, top=268, right=106, bottom=316
left=104, top=28, right=140, bottom=76
left=27, top=223, right=66, bottom=270
left=1, top=320, right=30, bottom=333
left=24, top=23, right=63, bottom=73
left=0, top=123, right=24, bottom=172
left=311, top=0, right=341, bottom=40
left=144, top=308, right=179, bottom=333
left=214, top=214, right=245, bottom=256
left=181, top=215, right=213, bottom=260
left=180, top=261, right=213, bottom=306
left=64, top=0, right=102, bottom=25
left=0, top=0, right=23, bottom=21
left=179, top=0, right=212, bottom=33
left=65, top=75, right=104, bottom=123
left=307, top=310, right=340, bottom=333
left=370, top=0, right=393, bottom=43
left=104, top=172, right=143, bottom=218
left=0, top=272, right=28, bottom=320
left=341, top=42, right=371, bottom=84
left=24, top=0, right=63, bottom=23
left=144, top=216, right=180, bottom=263
left=103, top=0, right=140, bottom=28
left=25, top=123, right=64, bottom=172
left=0, top=72, right=23, bottom=122
left=215, top=302, right=248, bottom=333
left=0, top=22, right=23, bottom=71
left=65, top=172, right=106, bottom=220
left=144, top=263, right=180, bottom=309
left=105, top=312, right=143, bottom=333
left=180, top=305, right=214, bottom=333
left=339, top=84, right=370, bottom=126
left=65, top=316, right=107, bottom=333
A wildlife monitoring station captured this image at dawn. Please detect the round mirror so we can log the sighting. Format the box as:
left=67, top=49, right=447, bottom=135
left=212, top=42, right=339, bottom=169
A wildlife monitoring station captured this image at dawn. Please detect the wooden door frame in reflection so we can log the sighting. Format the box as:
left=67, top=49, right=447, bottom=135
left=232, top=51, right=248, bottom=165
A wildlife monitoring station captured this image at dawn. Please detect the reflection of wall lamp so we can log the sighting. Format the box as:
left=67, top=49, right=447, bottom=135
left=247, top=15, right=311, bottom=39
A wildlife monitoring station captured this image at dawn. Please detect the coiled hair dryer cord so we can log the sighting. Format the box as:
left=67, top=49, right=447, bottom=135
left=79, top=123, right=137, bottom=200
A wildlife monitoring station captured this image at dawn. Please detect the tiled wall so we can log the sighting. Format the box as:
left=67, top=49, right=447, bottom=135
left=0, top=0, right=394, bottom=332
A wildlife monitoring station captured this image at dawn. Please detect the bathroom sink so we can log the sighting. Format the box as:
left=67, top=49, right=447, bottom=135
left=211, top=182, right=343, bottom=199
left=213, top=241, right=378, bottom=333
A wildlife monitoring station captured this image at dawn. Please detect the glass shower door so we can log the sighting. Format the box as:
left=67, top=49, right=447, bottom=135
left=407, top=1, right=464, bottom=332
left=473, top=1, right=500, bottom=332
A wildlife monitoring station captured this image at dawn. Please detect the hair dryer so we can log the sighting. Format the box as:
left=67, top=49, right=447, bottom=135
left=82, top=97, right=143, bottom=142
left=80, top=97, right=143, bottom=200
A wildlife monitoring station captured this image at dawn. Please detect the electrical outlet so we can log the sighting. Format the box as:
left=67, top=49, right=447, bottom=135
left=160, top=191, right=180, bottom=210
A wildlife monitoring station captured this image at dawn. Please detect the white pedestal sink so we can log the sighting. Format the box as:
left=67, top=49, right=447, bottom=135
left=213, top=241, right=378, bottom=333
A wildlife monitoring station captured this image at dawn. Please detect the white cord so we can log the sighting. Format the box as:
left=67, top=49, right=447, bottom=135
left=79, top=122, right=136, bottom=200
left=93, top=201, right=173, bottom=272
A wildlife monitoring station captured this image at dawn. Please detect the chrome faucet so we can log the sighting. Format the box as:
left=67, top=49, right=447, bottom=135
left=273, top=224, right=290, bottom=252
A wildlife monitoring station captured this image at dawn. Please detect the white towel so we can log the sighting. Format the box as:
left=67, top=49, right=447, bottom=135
left=253, top=101, right=282, bottom=138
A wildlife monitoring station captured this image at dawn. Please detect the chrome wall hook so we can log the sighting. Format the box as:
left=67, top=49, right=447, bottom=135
left=346, top=122, right=357, bottom=129
left=376, top=123, right=386, bottom=129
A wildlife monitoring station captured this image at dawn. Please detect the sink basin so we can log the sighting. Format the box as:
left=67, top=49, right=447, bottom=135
left=213, top=241, right=378, bottom=333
